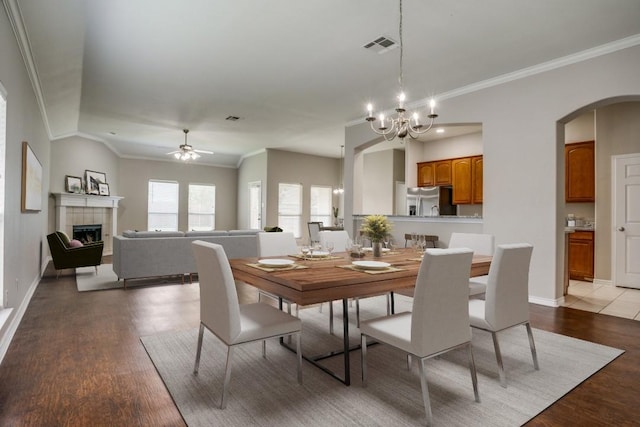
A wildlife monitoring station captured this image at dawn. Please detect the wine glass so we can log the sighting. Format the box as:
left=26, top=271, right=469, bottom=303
left=301, top=245, right=310, bottom=260
left=383, top=236, right=390, bottom=250
left=325, top=241, right=334, bottom=257
left=345, top=238, right=353, bottom=259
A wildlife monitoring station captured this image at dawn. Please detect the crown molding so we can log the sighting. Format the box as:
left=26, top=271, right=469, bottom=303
left=346, top=33, right=640, bottom=128
left=237, top=148, right=267, bottom=168
left=2, top=0, right=54, bottom=140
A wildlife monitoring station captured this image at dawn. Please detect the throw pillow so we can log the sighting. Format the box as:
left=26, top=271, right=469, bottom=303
left=69, top=239, right=84, bottom=248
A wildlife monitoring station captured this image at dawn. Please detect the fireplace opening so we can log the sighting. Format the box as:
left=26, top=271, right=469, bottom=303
left=73, top=224, right=102, bottom=244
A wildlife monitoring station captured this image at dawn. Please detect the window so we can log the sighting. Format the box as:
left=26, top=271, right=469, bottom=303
left=278, top=183, right=302, bottom=238
left=310, top=185, right=332, bottom=227
left=188, top=184, right=215, bottom=231
left=148, top=180, right=179, bottom=231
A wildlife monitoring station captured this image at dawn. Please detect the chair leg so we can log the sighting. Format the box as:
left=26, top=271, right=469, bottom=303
left=262, top=340, right=266, bottom=358
left=329, top=301, right=334, bottom=335
left=407, top=354, right=412, bottom=370
left=386, top=293, right=391, bottom=316
left=360, top=334, right=368, bottom=387
left=491, top=331, right=507, bottom=388
left=221, top=346, right=234, bottom=409
left=295, top=333, right=303, bottom=384
left=95, top=266, right=98, bottom=274
left=418, top=357, right=434, bottom=425
left=193, top=323, right=205, bottom=374
left=467, top=343, right=480, bottom=403
left=356, top=298, right=360, bottom=328
left=526, top=322, right=540, bottom=370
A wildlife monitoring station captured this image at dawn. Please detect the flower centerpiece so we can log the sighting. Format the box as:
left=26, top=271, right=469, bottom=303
left=360, top=214, right=392, bottom=257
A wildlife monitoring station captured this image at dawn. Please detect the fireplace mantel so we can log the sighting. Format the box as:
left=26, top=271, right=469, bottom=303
left=52, top=193, right=124, bottom=255
left=53, top=192, right=123, bottom=209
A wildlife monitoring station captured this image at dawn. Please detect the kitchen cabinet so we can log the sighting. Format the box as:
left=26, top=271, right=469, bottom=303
left=565, top=141, right=595, bottom=203
left=452, top=157, right=473, bottom=204
left=471, top=156, right=483, bottom=204
left=417, top=162, right=435, bottom=187
left=434, top=160, right=452, bottom=186
left=568, top=230, right=594, bottom=281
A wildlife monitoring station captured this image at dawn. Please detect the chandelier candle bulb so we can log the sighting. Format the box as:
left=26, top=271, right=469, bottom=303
left=430, top=99, right=436, bottom=115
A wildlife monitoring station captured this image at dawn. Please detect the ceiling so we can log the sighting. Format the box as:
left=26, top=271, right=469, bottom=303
left=8, top=0, right=640, bottom=166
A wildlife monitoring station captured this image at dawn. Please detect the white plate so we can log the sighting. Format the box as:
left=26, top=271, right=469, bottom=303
left=362, top=247, right=390, bottom=253
left=258, top=259, right=295, bottom=268
left=352, top=260, right=391, bottom=270
left=308, top=251, right=330, bottom=257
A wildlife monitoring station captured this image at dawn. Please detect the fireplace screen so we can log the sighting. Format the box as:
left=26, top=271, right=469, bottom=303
left=73, top=224, right=102, bottom=244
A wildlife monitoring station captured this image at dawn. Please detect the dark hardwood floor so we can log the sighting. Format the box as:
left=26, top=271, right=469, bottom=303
left=1, top=259, right=639, bottom=426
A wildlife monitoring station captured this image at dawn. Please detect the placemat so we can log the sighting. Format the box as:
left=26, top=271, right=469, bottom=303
left=246, top=263, right=309, bottom=272
left=337, top=264, right=404, bottom=275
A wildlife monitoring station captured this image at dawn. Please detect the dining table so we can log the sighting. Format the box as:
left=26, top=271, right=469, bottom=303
left=229, top=247, right=491, bottom=385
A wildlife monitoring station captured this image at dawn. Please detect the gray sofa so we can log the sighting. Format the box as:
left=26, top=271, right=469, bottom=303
left=112, top=229, right=260, bottom=286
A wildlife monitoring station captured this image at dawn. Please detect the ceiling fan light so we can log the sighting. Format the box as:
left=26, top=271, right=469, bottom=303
left=174, top=152, right=180, bottom=159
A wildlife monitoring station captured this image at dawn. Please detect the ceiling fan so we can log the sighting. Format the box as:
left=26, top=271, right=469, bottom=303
left=166, top=129, right=214, bottom=161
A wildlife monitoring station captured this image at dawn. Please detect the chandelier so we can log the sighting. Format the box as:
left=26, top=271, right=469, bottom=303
left=333, top=144, right=344, bottom=194
left=365, top=0, right=438, bottom=141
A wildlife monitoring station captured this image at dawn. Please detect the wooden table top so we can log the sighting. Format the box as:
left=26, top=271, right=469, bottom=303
left=229, top=248, right=491, bottom=306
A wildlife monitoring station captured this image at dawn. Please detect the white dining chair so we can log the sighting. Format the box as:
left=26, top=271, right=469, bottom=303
left=191, top=240, right=302, bottom=409
left=468, top=243, right=538, bottom=387
left=318, top=230, right=350, bottom=253
left=449, top=232, right=495, bottom=296
left=360, top=248, right=480, bottom=425
left=256, top=232, right=298, bottom=314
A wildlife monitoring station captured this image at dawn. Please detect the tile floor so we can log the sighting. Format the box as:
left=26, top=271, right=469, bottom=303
left=562, top=280, right=640, bottom=320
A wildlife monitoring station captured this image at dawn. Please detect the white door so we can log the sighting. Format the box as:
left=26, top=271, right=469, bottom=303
left=249, top=181, right=262, bottom=230
left=613, top=153, right=640, bottom=288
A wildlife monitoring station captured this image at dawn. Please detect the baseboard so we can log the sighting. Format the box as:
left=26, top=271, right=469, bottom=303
left=529, top=295, right=561, bottom=307
left=593, top=279, right=613, bottom=287
left=0, top=274, right=40, bottom=364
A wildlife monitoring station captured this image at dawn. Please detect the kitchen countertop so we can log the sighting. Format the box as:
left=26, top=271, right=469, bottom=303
left=353, top=214, right=483, bottom=224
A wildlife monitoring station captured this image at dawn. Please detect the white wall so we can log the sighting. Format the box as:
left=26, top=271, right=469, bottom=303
left=0, top=8, right=51, bottom=332
left=117, top=158, right=238, bottom=233
left=595, top=102, right=640, bottom=281
left=362, top=150, right=395, bottom=215
left=419, top=131, right=483, bottom=161
left=265, top=149, right=340, bottom=237
left=346, top=44, right=640, bottom=306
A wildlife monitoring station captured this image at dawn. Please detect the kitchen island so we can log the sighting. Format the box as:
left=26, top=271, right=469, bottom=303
left=352, top=214, right=483, bottom=248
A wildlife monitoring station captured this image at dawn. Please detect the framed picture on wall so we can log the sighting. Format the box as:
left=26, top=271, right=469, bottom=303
left=65, top=175, right=83, bottom=193
left=85, top=170, right=107, bottom=195
left=98, top=183, right=110, bottom=196
left=21, top=141, right=43, bottom=212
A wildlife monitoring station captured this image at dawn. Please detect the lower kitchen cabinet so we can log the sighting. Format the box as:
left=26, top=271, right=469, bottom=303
left=568, top=230, right=594, bottom=281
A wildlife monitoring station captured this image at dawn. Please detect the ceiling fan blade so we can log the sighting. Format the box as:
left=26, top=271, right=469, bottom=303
left=166, top=150, right=180, bottom=155
left=193, top=149, right=214, bottom=154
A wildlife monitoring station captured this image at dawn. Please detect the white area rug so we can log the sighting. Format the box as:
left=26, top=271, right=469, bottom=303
left=141, top=296, right=623, bottom=426
left=76, top=264, right=122, bottom=291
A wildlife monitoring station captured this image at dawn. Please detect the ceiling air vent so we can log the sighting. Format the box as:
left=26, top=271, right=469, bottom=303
left=225, top=116, right=240, bottom=121
left=363, top=36, right=398, bottom=54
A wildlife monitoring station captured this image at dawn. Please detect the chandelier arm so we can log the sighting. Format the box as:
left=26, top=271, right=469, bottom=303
left=408, top=117, right=436, bottom=135
left=369, top=120, right=398, bottom=136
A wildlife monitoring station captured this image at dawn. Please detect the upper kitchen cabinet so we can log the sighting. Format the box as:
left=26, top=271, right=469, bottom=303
left=452, top=157, right=473, bottom=204
left=417, top=162, right=435, bottom=187
left=565, top=141, right=595, bottom=202
left=434, top=160, right=452, bottom=186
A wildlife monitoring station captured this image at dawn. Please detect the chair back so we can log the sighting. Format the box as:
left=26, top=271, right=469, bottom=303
left=257, top=232, right=298, bottom=257
left=484, top=243, right=534, bottom=330
left=192, top=240, right=241, bottom=344
left=411, top=248, right=474, bottom=356
left=307, top=222, right=322, bottom=243
left=449, top=232, right=495, bottom=256
left=319, top=230, right=350, bottom=251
